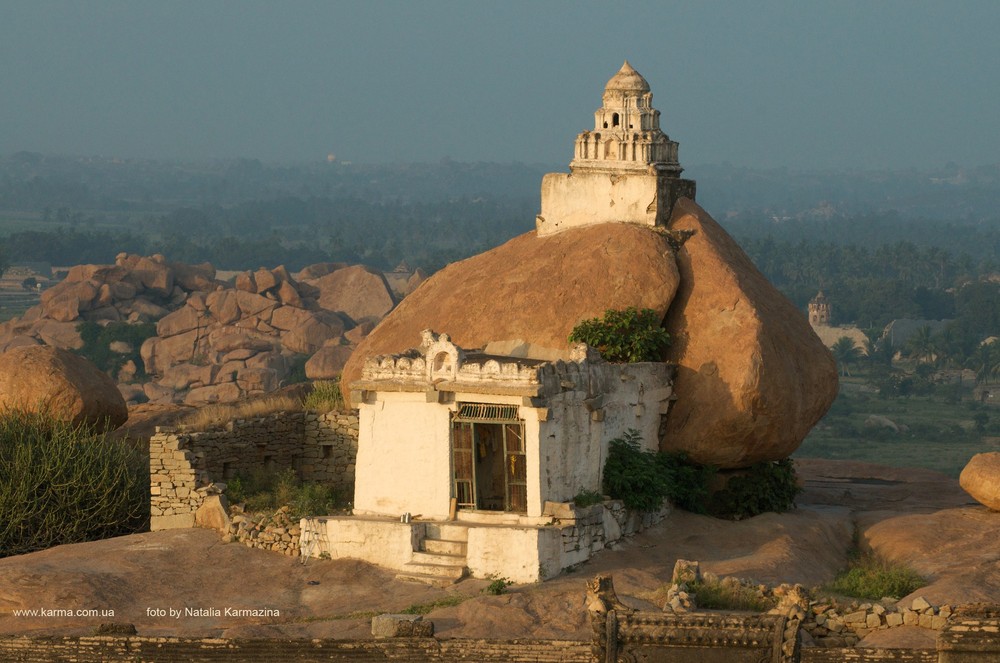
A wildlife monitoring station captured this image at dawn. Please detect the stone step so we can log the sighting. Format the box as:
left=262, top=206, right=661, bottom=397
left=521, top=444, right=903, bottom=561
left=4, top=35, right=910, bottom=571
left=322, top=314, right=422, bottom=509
left=394, top=570, right=462, bottom=588
left=411, top=551, right=465, bottom=566
left=421, top=539, right=467, bottom=556
left=398, top=560, right=467, bottom=581
left=424, top=522, right=468, bottom=542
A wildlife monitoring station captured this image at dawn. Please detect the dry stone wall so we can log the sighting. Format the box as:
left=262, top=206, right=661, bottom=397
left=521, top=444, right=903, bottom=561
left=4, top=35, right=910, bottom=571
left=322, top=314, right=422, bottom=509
left=0, top=636, right=592, bottom=663
left=149, top=410, right=358, bottom=532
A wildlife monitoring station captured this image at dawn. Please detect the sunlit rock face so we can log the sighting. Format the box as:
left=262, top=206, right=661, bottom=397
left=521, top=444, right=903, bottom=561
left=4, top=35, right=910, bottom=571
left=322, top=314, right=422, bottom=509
left=0, top=345, right=128, bottom=432
left=660, top=198, right=839, bottom=468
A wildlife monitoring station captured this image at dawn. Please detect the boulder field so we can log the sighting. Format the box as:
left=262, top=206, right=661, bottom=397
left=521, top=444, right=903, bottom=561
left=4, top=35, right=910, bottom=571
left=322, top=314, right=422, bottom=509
left=344, top=199, right=837, bottom=468
left=0, top=198, right=837, bottom=465
left=0, top=253, right=419, bottom=407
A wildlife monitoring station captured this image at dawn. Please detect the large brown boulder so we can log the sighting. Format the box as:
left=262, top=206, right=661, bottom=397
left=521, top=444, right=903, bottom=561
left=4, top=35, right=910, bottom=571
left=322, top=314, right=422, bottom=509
left=960, top=452, right=1000, bottom=510
left=0, top=346, right=127, bottom=432
left=660, top=199, right=838, bottom=468
left=313, top=265, right=397, bottom=322
left=341, top=223, right=681, bottom=403
left=306, top=344, right=354, bottom=380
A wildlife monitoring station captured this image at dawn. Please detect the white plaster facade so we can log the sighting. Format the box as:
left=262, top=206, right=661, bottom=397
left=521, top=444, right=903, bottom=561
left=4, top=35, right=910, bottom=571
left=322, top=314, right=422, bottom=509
left=536, top=61, right=696, bottom=236
left=302, top=331, right=675, bottom=583
left=351, top=332, right=673, bottom=520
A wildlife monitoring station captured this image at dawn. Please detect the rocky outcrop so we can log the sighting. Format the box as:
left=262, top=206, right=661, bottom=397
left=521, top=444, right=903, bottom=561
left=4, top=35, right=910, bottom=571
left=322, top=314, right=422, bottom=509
left=960, top=452, right=1000, bottom=510
left=310, top=265, right=398, bottom=323
left=341, top=223, right=682, bottom=402
left=661, top=199, right=838, bottom=468
left=0, top=254, right=403, bottom=406
left=0, top=253, right=224, bottom=354
left=0, top=345, right=127, bottom=432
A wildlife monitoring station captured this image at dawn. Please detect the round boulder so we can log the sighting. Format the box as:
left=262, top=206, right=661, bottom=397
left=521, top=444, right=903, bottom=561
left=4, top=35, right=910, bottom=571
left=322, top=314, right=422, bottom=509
left=0, top=346, right=128, bottom=432
left=661, top=199, right=839, bottom=468
left=960, top=452, right=1000, bottom=511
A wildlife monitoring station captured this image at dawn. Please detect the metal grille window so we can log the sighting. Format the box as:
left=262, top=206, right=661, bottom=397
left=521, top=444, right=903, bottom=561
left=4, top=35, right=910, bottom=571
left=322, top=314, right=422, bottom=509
left=453, top=403, right=520, bottom=423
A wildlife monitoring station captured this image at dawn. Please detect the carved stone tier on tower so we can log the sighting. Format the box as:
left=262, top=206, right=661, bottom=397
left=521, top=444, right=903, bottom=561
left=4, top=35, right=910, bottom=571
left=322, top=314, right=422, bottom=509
left=536, top=61, right=696, bottom=236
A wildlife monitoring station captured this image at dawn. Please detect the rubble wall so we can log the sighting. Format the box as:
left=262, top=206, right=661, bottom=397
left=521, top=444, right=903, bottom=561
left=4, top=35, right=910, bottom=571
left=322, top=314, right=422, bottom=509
left=149, top=410, right=358, bottom=531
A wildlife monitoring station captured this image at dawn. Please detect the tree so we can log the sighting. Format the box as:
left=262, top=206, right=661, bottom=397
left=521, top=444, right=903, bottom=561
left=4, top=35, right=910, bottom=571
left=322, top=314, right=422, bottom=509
left=968, top=342, right=1000, bottom=385
left=906, top=325, right=938, bottom=365
left=831, top=336, right=863, bottom=377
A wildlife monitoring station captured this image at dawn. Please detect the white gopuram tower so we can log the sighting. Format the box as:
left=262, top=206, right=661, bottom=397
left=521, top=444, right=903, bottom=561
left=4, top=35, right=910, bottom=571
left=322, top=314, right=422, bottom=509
left=536, top=61, right=696, bottom=236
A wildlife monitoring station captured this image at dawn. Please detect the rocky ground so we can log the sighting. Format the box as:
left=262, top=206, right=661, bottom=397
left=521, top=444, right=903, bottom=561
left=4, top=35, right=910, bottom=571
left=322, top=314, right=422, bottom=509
left=0, top=458, right=993, bottom=649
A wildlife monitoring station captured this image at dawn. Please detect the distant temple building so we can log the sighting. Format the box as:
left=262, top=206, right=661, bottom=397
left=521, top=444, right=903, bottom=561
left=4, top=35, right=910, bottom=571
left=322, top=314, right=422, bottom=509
left=536, top=61, right=696, bottom=236
left=808, top=291, right=832, bottom=326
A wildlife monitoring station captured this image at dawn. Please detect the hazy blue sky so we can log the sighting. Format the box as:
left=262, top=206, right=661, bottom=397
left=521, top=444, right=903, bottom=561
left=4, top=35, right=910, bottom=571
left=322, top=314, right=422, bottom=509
left=2, top=1, right=998, bottom=169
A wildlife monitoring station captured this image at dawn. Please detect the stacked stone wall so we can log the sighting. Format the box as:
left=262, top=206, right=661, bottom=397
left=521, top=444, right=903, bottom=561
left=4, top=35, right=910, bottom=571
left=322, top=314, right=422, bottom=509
left=555, top=500, right=667, bottom=570
left=0, top=636, right=591, bottom=662
left=149, top=410, right=358, bottom=531
left=800, top=650, right=938, bottom=662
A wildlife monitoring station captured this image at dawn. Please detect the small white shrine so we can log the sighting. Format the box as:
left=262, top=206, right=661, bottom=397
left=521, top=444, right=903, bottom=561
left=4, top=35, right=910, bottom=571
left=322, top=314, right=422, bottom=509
left=301, top=332, right=674, bottom=583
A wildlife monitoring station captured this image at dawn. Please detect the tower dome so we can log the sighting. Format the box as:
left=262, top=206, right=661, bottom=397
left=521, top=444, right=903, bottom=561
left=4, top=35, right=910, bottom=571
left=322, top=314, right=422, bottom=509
left=603, top=61, right=651, bottom=98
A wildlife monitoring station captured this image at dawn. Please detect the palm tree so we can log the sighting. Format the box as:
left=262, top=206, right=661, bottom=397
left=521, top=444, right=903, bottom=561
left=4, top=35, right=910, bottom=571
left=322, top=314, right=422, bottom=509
left=831, top=337, right=863, bottom=377
left=906, top=326, right=938, bottom=365
left=968, top=342, right=1000, bottom=385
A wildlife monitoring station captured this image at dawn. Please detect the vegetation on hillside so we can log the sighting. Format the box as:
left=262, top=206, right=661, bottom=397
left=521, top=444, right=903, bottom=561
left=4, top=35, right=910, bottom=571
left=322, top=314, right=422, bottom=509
left=0, top=411, right=148, bottom=557
left=74, top=321, right=157, bottom=379
left=601, top=429, right=798, bottom=519
left=225, top=467, right=344, bottom=520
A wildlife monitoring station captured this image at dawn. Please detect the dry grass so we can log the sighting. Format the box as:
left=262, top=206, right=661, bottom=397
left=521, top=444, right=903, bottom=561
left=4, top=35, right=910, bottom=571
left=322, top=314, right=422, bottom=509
left=178, top=394, right=304, bottom=431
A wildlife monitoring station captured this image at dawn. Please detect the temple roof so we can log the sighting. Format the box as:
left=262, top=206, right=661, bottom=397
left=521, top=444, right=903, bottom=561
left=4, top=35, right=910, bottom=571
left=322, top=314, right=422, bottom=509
left=604, top=60, right=650, bottom=95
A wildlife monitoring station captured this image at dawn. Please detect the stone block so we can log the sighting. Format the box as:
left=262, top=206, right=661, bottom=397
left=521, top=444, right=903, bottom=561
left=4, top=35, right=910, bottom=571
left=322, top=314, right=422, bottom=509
left=371, top=614, right=433, bottom=638
left=911, top=596, right=931, bottom=611
left=843, top=610, right=867, bottom=624
left=195, top=495, right=231, bottom=532
left=151, top=513, right=195, bottom=531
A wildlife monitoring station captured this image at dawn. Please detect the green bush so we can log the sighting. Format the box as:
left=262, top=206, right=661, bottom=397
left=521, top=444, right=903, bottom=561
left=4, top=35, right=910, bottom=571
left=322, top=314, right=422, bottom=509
left=568, top=307, right=670, bottom=363
left=602, top=429, right=713, bottom=513
left=572, top=489, right=605, bottom=508
left=826, top=552, right=925, bottom=600
left=602, top=430, right=797, bottom=518
left=225, top=466, right=341, bottom=519
left=0, top=411, right=149, bottom=557
left=706, top=459, right=800, bottom=520
left=75, top=321, right=157, bottom=379
left=602, top=430, right=672, bottom=511
left=303, top=379, right=345, bottom=412
left=484, top=576, right=513, bottom=595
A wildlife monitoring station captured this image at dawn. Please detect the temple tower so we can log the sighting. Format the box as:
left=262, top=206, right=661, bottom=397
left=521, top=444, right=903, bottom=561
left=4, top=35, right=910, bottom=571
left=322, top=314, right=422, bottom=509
left=809, top=291, right=832, bottom=326
left=536, top=61, right=695, bottom=236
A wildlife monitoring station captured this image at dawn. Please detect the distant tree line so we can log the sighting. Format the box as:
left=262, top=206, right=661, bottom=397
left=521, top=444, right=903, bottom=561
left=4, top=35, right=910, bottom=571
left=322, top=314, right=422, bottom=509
left=738, top=235, right=1000, bottom=334
left=0, top=194, right=535, bottom=273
